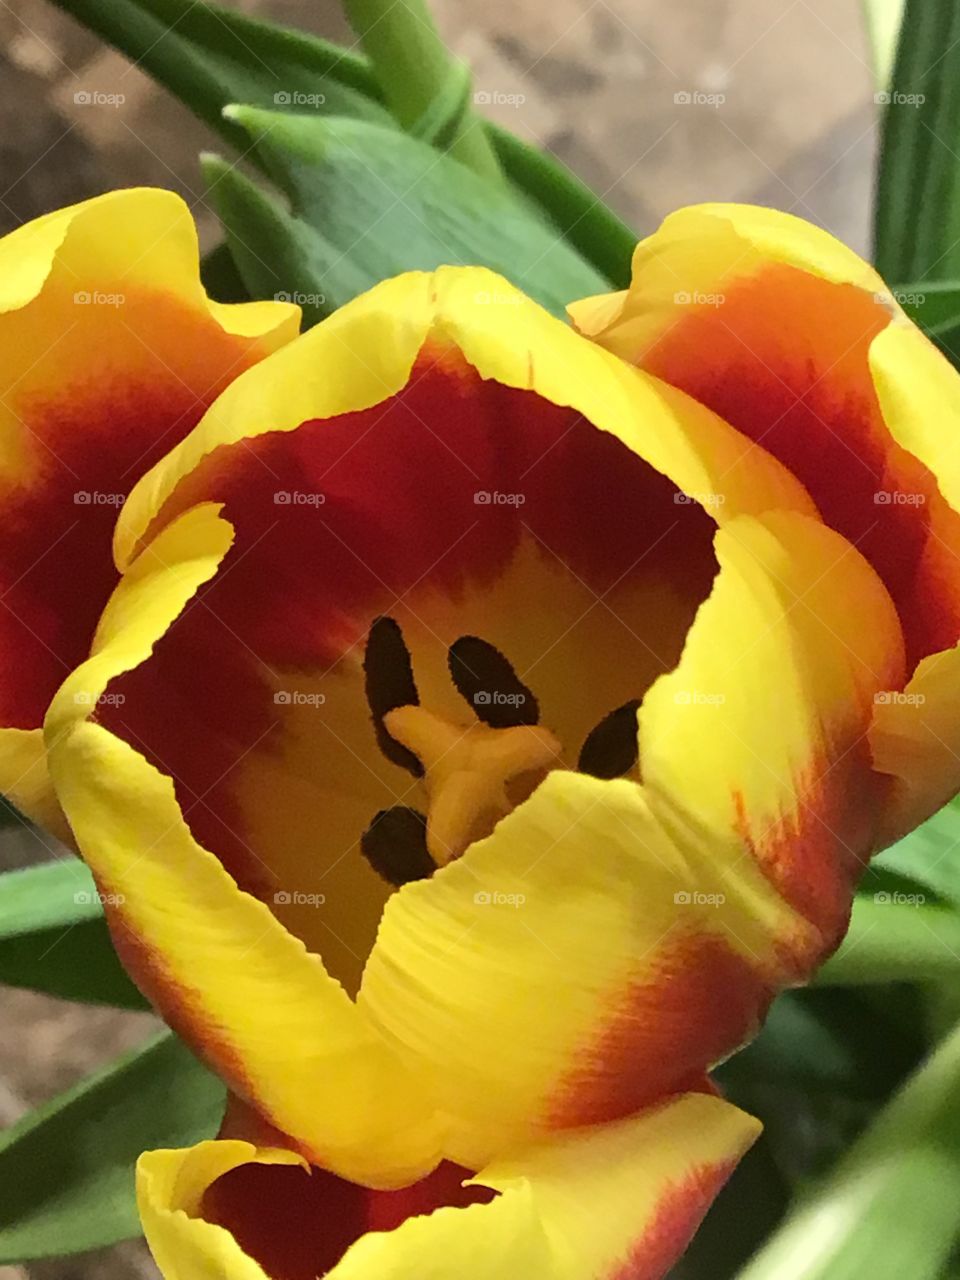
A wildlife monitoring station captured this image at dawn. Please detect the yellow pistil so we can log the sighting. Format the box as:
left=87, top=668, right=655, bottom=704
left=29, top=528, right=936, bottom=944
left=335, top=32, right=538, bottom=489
left=383, top=706, right=563, bottom=865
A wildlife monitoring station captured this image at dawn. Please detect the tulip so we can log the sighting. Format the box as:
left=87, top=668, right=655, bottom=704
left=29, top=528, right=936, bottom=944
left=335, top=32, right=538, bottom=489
left=136, top=1093, right=758, bottom=1279
left=0, top=190, right=298, bottom=835
left=43, top=247, right=931, bottom=1275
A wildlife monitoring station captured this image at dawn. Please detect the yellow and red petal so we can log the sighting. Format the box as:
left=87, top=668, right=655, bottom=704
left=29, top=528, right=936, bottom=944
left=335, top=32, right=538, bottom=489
left=45, top=504, right=440, bottom=1187
left=570, top=202, right=960, bottom=842
left=137, top=1092, right=760, bottom=1280
left=0, top=188, right=298, bottom=826
left=48, top=266, right=893, bottom=1170
left=359, top=512, right=901, bottom=1168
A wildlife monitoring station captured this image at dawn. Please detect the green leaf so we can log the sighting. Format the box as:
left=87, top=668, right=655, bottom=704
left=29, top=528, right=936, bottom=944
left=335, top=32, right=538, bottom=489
left=408, top=59, right=474, bottom=149
left=721, top=988, right=922, bottom=1100
left=0, top=860, right=146, bottom=1008
left=200, top=240, right=251, bottom=304
left=816, top=898, right=960, bottom=985
left=862, top=0, right=907, bottom=88
left=0, top=1032, right=225, bottom=1261
left=888, top=280, right=960, bottom=335
left=870, top=794, right=960, bottom=907
left=207, top=109, right=608, bottom=321
left=201, top=154, right=347, bottom=326
left=488, top=124, right=637, bottom=288
left=340, top=0, right=503, bottom=180
left=51, top=0, right=392, bottom=152
left=874, top=0, right=960, bottom=282
left=718, top=988, right=923, bottom=1189
left=56, top=0, right=631, bottom=290
left=883, top=280, right=960, bottom=367
left=736, top=1017, right=960, bottom=1280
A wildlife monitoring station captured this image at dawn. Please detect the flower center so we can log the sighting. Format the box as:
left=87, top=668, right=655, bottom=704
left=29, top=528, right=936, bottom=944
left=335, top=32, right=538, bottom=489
left=359, top=616, right=642, bottom=887
left=383, top=704, right=563, bottom=865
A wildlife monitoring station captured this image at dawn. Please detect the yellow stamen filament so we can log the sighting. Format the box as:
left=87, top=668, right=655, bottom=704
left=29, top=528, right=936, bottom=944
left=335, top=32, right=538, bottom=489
left=383, top=706, right=563, bottom=865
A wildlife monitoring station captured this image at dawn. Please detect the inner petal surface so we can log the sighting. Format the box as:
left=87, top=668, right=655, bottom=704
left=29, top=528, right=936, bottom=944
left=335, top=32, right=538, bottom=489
left=100, top=352, right=718, bottom=990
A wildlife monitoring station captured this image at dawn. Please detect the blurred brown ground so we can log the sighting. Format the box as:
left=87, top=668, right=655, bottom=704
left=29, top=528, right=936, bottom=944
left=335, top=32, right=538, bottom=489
left=0, top=1, right=875, bottom=1276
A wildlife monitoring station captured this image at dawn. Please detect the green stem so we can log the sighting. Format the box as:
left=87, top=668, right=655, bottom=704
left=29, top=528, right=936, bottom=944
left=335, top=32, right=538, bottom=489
left=816, top=899, right=960, bottom=986
left=340, top=0, right=503, bottom=180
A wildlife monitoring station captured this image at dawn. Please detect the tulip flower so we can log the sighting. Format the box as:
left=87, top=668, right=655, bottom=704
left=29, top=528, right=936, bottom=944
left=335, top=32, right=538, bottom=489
left=43, top=247, right=936, bottom=1276
left=0, top=189, right=299, bottom=835
left=136, top=1092, right=758, bottom=1279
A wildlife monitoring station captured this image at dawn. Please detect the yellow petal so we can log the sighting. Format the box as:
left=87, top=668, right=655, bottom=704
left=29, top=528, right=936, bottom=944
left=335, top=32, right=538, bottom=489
left=0, top=727, right=71, bottom=841
left=138, top=1140, right=305, bottom=1280
left=571, top=202, right=960, bottom=844
left=359, top=510, right=902, bottom=1169
left=868, top=323, right=960, bottom=840
left=0, top=187, right=299, bottom=830
left=45, top=503, right=439, bottom=1188
left=641, top=510, right=904, bottom=941
left=138, top=1093, right=759, bottom=1280
left=115, top=264, right=816, bottom=569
